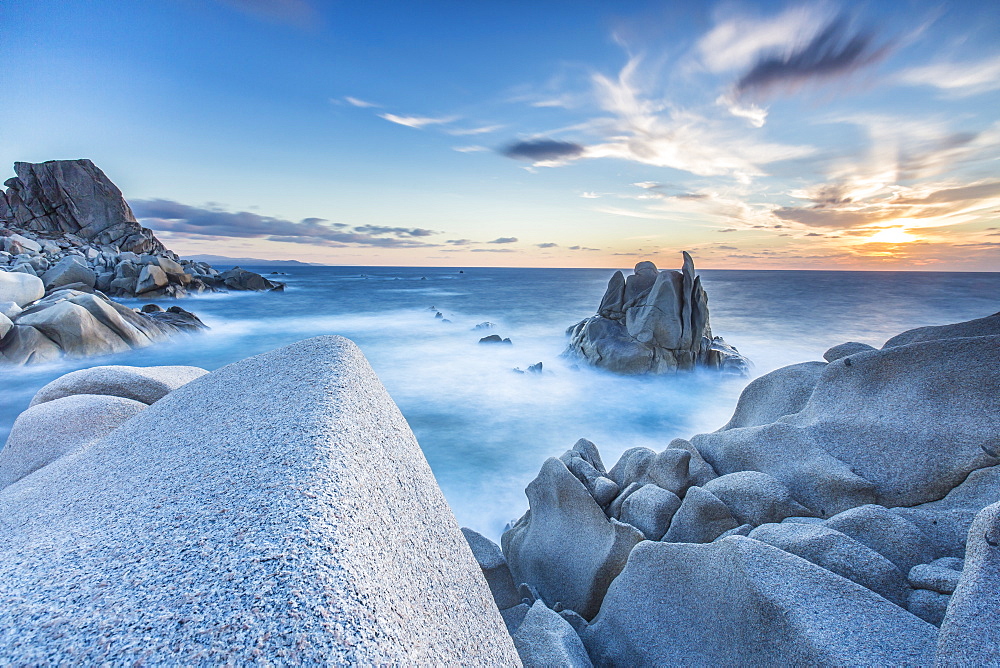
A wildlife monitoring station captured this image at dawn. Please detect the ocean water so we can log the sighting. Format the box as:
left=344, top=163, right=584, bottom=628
left=2, top=266, right=998, bottom=539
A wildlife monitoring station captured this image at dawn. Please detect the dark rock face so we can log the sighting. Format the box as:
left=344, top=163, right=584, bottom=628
left=3, top=160, right=166, bottom=255
left=565, top=253, right=749, bottom=375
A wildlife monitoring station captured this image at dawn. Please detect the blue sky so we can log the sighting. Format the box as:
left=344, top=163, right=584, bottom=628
left=2, top=0, right=999, bottom=269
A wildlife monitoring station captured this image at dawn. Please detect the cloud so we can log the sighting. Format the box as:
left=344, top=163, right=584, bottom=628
left=501, top=139, right=585, bottom=164
left=448, top=124, right=505, bottom=136
left=132, top=199, right=438, bottom=248
left=446, top=239, right=472, bottom=245
left=453, top=145, right=489, bottom=153
left=898, top=55, right=1000, bottom=97
left=569, top=245, right=601, bottom=251
left=734, top=16, right=888, bottom=98
left=633, top=182, right=662, bottom=189
left=379, top=113, right=458, bottom=129
left=471, top=248, right=516, bottom=253
left=345, top=96, right=379, bottom=108
left=698, top=4, right=829, bottom=73
left=536, top=242, right=558, bottom=248
left=488, top=237, right=518, bottom=244
left=580, top=192, right=601, bottom=199
left=717, top=228, right=737, bottom=233
left=215, top=0, right=318, bottom=27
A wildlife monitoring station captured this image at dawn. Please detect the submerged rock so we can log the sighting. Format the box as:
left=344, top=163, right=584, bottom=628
left=564, top=253, right=750, bottom=375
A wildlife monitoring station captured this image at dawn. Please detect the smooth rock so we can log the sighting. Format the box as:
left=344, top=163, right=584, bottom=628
left=135, top=263, right=168, bottom=294
left=29, top=365, right=209, bottom=407
left=462, top=528, right=521, bottom=611
left=581, top=537, right=937, bottom=666
left=0, top=300, right=22, bottom=319
left=719, top=361, right=827, bottom=430
left=748, top=522, right=909, bottom=606
left=703, top=470, right=813, bottom=526
left=0, top=394, right=147, bottom=489
left=0, top=324, right=61, bottom=364
left=0, top=271, right=44, bottom=306
left=824, top=504, right=936, bottom=575
left=512, top=601, right=593, bottom=668
left=909, top=563, right=960, bottom=595
left=502, top=457, right=644, bottom=619
left=16, top=299, right=131, bottom=357
left=662, top=486, right=739, bottom=543
left=936, top=501, right=1000, bottom=665
left=619, top=484, right=681, bottom=541
left=40, top=255, right=96, bottom=291
left=0, top=311, right=11, bottom=338
left=0, top=336, right=519, bottom=664
left=883, top=311, right=1000, bottom=348
left=907, top=589, right=949, bottom=626
left=823, top=341, right=876, bottom=362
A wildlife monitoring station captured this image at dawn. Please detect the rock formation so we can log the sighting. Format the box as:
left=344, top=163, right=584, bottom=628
left=0, top=271, right=206, bottom=365
left=565, top=253, right=749, bottom=375
left=0, top=338, right=519, bottom=664
left=494, top=312, right=1000, bottom=664
left=0, top=159, right=283, bottom=299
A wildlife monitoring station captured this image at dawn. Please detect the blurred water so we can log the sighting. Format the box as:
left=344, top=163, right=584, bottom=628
left=2, top=266, right=998, bottom=539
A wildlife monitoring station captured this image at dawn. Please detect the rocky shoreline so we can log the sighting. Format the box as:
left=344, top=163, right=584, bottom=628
left=0, top=313, right=996, bottom=663
left=0, top=159, right=282, bottom=365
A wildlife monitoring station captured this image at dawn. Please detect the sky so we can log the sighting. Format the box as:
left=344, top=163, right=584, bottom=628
left=1, top=0, right=999, bottom=270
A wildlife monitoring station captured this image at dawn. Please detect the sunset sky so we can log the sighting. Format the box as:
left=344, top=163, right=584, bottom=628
left=2, top=0, right=999, bottom=270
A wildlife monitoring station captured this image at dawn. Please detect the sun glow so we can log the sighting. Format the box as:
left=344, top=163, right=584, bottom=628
left=865, top=227, right=918, bottom=244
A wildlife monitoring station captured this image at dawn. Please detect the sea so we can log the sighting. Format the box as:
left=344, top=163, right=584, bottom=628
left=2, top=266, right=998, bottom=540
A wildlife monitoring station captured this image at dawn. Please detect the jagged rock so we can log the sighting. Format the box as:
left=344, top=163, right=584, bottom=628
left=512, top=601, right=593, bottom=668
left=0, top=336, right=519, bottom=664
left=480, top=334, right=512, bottom=345
left=607, top=447, right=655, bottom=489
left=718, top=361, right=827, bottom=430
left=3, top=160, right=166, bottom=254
left=0, top=301, right=23, bottom=319
left=0, top=312, right=11, bottom=338
left=703, top=471, right=813, bottom=526
left=619, top=484, right=681, bottom=540
left=823, top=341, right=875, bottom=362
left=564, top=253, right=750, bottom=375
left=0, top=271, right=44, bottom=306
left=0, top=393, right=147, bottom=489
left=748, top=522, right=909, bottom=606
left=40, top=255, right=96, bottom=291
left=581, top=538, right=937, bottom=665
left=662, top=486, right=739, bottom=543
left=502, top=603, right=531, bottom=636
left=936, top=501, right=1000, bottom=664
left=502, top=457, right=644, bottom=620
left=29, top=365, right=208, bottom=407
left=691, top=333, right=1000, bottom=516
left=461, top=528, right=521, bottom=611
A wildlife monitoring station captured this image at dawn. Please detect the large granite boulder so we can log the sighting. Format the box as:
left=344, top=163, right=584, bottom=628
left=29, top=365, right=208, bottom=407
left=936, top=501, right=1000, bottom=664
left=581, top=538, right=937, bottom=665
left=40, top=255, right=97, bottom=291
left=0, top=393, right=147, bottom=490
left=564, top=253, right=749, bottom=375
left=0, top=271, right=44, bottom=306
left=512, top=601, right=593, bottom=668
left=0, top=336, right=519, bottom=664
left=691, top=332, right=1000, bottom=516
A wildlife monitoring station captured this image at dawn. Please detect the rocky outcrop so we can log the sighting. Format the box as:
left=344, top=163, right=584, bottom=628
left=0, top=287, right=206, bottom=365
left=0, top=337, right=519, bottom=664
left=564, top=253, right=749, bottom=375
left=491, top=313, right=1000, bottom=665
left=1, top=159, right=282, bottom=299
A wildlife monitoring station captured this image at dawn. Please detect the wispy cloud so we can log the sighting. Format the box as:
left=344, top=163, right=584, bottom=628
left=488, top=237, right=518, bottom=244
left=898, top=55, right=1000, bottom=97
left=132, top=199, right=438, bottom=248
left=379, top=113, right=459, bottom=129
left=452, top=145, right=489, bottom=153
left=536, top=242, right=558, bottom=248
left=448, top=124, right=505, bottom=136
left=344, top=96, right=380, bottom=108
